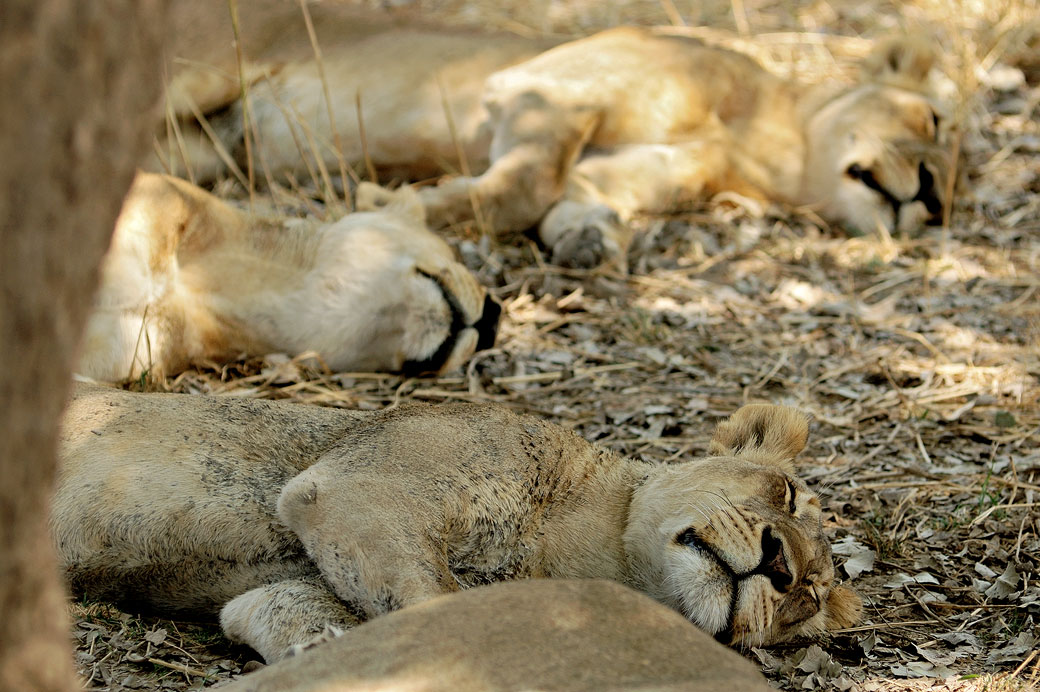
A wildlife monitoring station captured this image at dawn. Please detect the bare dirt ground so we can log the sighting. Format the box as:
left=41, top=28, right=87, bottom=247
left=69, top=1, right=1039, bottom=690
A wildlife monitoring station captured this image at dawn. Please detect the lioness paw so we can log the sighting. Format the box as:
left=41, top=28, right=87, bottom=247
left=540, top=201, right=632, bottom=271
left=355, top=182, right=426, bottom=224
left=285, top=624, right=345, bottom=659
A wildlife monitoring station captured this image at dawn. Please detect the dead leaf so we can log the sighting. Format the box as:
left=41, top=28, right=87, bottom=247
left=144, top=628, right=167, bottom=646
left=984, top=563, right=1020, bottom=599
left=883, top=571, right=939, bottom=588
left=889, top=661, right=956, bottom=678
left=986, top=632, right=1038, bottom=664
left=832, top=536, right=876, bottom=579
left=793, top=645, right=842, bottom=678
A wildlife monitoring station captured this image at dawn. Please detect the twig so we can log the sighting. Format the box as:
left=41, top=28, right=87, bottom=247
left=145, top=657, right=208, bottom=678
left=355, top=90, right=378, bottom=186
left=299, top=0, right=356, bottom=195
left=436, top=75, right=489, bottom=236
left=227, top=0, right=255, bottom=206
left=184, top=98, right=250, bottom=190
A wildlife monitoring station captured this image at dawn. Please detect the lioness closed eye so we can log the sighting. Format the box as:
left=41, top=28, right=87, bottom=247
left=56, top=385, right=860, bottom=662
left=78, top=173, right=499, bottom=382
left=158, top=2, right=950, bottom=269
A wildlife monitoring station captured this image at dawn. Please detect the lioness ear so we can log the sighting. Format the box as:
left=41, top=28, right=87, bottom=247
left=821, top=585, right=862, bottom=630
left=861, top=36, right=936, bottom=89
left=355, top=182, right=427, bottom=225
left=708, top=405, right=809, bottom=471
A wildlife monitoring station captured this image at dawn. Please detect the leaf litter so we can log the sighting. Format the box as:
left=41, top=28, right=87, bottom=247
left=71, top=0, right=1040, bottom=690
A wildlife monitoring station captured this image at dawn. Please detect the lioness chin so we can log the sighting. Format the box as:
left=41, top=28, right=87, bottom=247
left=159, top=3, right=950, bottom=269
left=56, top=385, right=860, bottom=663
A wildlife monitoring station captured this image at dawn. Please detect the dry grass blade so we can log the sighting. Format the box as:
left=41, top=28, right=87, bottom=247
left=299, top=0, right=358, bottom=194
left=227, top=0, right=256, bottom=207
left=436, top=75, right=490, bottom=236
left=355, top=90, right=378, bottom=187
left=184, top=96, right=250, bottom=190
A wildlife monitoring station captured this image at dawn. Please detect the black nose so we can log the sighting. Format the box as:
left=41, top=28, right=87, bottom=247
left=914, top=162, right=944, bottom=224
left=473, top=294, right=501, bottom=352
left=753, top=527, right=792, bottom=593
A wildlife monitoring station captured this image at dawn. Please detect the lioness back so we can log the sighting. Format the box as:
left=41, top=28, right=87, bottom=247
left=223, top=580, right=774, bottom=692
left=56, top=385, right=365, bottom=613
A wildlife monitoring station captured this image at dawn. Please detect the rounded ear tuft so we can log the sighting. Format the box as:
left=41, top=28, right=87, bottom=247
left=708, top=405, right=809, bottom=469
left=861, top=36, right=936, bottom=90
left=822, top=585, right=862, bottom=630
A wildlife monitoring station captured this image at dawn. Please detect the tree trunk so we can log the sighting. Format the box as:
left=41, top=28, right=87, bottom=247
left=0, top=2, right=166, bottom=689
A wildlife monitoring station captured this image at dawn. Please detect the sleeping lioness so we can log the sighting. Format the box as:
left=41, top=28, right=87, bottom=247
left=55, top=385, right=860, bottom=663
left=79, top=173, right=499, bottom=382
left=159, top=2, right=950, bottom=268
left=222, top=580, right=775, bottom=692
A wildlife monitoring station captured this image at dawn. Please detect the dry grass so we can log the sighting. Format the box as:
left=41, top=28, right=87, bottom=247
left=73, top=0, right=1040, bottom=690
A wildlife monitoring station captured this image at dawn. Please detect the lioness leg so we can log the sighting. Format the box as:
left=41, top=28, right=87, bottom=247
left=220, top=577, right=362, bottom=663
left=278, top=471, right=460, bottom=618
left=540, top=138, right=733, bottom=269
left=419, top=91, right=600, bottom=232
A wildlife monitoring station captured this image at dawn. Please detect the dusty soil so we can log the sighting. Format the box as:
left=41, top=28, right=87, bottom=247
left=70, top=1, right=1039, bottom=690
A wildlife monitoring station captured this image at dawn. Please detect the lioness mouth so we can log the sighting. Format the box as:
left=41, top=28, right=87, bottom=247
left=402, top=271, right=501, bottom=376
left=691, top=527, right=792, bottom=644
left=846, top=162, right=943, bottom=225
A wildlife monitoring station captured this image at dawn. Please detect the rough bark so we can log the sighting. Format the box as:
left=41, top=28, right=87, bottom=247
left=0, top=2, right=166, bottom=689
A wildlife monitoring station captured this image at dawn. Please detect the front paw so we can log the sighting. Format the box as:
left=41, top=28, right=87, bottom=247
left=540, top=201, right=632, bottom=271
left=285, top=624, right=346, bottom=659
left=418, top=178, right=478, bottom=229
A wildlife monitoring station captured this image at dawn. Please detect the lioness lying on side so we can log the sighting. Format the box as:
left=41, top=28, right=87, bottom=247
left=160, top=2, right=950, bottom=268
left=56, top=385, right=860, bottom=663
left=223, top=580, right=774, bottom=692
left=78, top=173, right=499, bottom=382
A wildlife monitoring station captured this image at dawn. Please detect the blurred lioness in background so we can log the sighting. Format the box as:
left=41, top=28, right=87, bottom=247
left=158, top=1, right=950, bottom=269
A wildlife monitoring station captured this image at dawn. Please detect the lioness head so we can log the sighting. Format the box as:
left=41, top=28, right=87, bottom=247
left=625, top=405, right=860, bottom=646
left=803, top=37, right=950, bottom=234
left=353, top=182, right=501, bottom=375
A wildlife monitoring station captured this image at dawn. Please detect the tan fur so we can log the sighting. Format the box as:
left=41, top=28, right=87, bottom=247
left=55, top=385, right=860, bottom=663
left=221, top=580, right=775, bottom=692
left=79, top=172, right=499, bottom=382
left=159, top=3, right=950, bottom=268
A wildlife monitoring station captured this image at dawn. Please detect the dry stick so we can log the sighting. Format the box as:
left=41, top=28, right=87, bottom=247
left=833, top=619, right=950, bottom=634
left=163, top=85, right=196, bottom=184
left=145, top=657, right=208, bottom=678
left=265, top=94, right=325, bottom=205
left=1014, top=512, right=1029, bottom=562
left=126, top=305, right=152, bottom=383
left=1010, top=649, right=1039, bottom=681
left=658, top=0, right=685, bottom=26
left=237, top=74, right=287, bottom=214
left=151, top=139, right=173, bottom=177
left=227, top=0, right=255, bottom=207
left=730, top=0, right=750, bottom=36
left=972, top=501, right=1040, bottom=526
left=185, top=98, right=251, bottom=190
left=940, top=128, right=962, bottom=257
left=436, top=75, right=490, bottom=236
left=298, top=0, right=356, bottom=201
left=244, top=107, right=283, bottom=215
left=355, top=90, right=378, bottom=186
left=290, top=104, right=342, bottom=211
left=284, top=171, right=326, bottom=218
